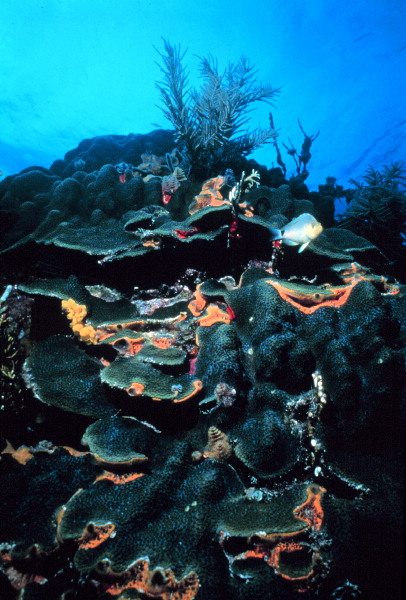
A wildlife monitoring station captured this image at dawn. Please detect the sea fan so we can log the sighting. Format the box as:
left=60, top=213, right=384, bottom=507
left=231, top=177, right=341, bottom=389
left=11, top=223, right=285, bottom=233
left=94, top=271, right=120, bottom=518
left=155, top=39, right=279, bottom=177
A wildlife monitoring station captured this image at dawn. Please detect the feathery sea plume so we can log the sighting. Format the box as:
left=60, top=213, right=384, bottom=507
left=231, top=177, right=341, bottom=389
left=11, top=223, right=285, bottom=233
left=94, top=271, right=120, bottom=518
left=155, top=39, right=279, bottom=178
left=337, top=162, right=406, bottom=266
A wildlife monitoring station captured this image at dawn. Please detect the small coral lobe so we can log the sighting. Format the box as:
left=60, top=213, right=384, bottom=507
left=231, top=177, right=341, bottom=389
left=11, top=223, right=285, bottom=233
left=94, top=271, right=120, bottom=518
left=0, top=447, right=97, bottom=558
left=195, top=303, right=231, bottom=327
left=103, top=558, right=200, bottom=599
left=81, top=415, right=156, bottom=467
left=78, top=522, right=116, bottom=550
left=110, top=334, right=145, bottom=356
left=187, top=283, right=208, bottom=317
left=127, top=381, right=145, bottom=396
left=101, top=357, right=203, bottom=403
left=95, top=471, right=144, bottom=485
left=23, top=335, right=116, bottom=417
left=220, top=484, right=326, bottom=591
left=266, top=278, right=360, bottom=314
left=233, top=410, right=300, bottom=478
left=1, top=441, right=34, bottom=465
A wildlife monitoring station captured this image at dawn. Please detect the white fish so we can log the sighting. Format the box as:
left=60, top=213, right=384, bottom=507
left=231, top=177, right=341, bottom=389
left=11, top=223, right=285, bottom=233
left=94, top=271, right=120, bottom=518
left=269, top=213, right=323, bottom=252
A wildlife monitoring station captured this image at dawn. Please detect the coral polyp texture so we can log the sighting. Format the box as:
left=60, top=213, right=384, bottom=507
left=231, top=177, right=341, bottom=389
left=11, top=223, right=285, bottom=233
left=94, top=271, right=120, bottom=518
left=0, top=126, right=405, bottom=600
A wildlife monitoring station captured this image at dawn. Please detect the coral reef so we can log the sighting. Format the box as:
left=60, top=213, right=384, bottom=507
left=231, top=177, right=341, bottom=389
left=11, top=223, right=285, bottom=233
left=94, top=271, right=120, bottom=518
left=1, top=247, right=404, bottom=599
left=0, top=81, right=405, bottom=600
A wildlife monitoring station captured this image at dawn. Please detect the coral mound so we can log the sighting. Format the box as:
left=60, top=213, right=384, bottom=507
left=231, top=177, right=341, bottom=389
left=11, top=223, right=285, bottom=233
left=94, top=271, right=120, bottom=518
left=0, top=134, right=404, bottom=600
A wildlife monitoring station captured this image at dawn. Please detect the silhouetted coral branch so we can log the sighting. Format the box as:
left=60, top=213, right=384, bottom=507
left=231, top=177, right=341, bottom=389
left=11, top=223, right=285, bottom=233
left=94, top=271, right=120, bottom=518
left=282, top=120, right=320, bottom=179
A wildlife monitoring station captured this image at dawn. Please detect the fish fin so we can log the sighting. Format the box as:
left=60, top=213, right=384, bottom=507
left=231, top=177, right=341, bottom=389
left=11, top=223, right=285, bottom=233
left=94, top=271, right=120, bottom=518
left=268, top=228, right=282, bottom=241
left=298, top=241, right=310, bottom=253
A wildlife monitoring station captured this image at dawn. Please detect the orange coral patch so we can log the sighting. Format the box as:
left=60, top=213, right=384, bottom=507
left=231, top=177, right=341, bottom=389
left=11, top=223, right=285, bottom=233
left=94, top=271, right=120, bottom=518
left=336, top=262, right=365, bottom=281
left=151, top=336, right=174, bottom=349
left=188, top=284, right=208, bottom=316
left=105, top=558, right=200, bottom=600
left=61, top=446, right=90, bottom=457
left=196, top=304, right=231, bottom=327
left=172, top=380, right=203, bottom=404
left=346, top=272, right=400, bottom=295
left=129, top=340, right=145, bottom=354
left=380, top=281, right=400, bottom=295
left=78, top=523, right=116, bottom=549
left=95, top=472, right=144, bottom=485
left=248, top=528, right=305, bottom=546
left=1, top=441, right=33, bottom=464
left=109, top=336, right=144, bottom=355
left=62, top=298, right=98, bottom=344
left=233, top=484, right=326, bottom=587
left=96, top=330, right=116, bottom=342
left=235, top=542, right=318, bottom=586
left=151, top=380, right=203, bottom=403
left=92, top=452, right=148, bottom=468
left=202, top=175, right=225, bottom=191
left=268, top=542, right=320, bottom=585
left=267, top=279, right=360, bottom=314
left=242, top=549, right=267, bottom=560
left=189, top=193, right=230, bottom=214
left=189, top=176, right=230, bottom=215
left=267, top=541, right=303, bottom=569
left=55, top=505, right=66, bottom=542
left=142, top=239, right=161, bottom=248
left=106, top=559, right=148, bottom=596
left=293, top=484, right=326, bottom=531
left=127, top=382, right=145, bottom=396
left=239, top=202, right=255, bottom=218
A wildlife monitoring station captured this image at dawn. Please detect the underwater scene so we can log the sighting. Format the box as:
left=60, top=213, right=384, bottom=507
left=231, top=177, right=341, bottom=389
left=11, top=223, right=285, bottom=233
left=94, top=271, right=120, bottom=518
left=0, top=1, right=405, bottom=599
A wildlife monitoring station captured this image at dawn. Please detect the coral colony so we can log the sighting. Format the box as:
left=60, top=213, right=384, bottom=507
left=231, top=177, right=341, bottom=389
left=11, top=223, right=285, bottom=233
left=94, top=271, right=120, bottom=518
left=0, top=40, right=405, bottom=600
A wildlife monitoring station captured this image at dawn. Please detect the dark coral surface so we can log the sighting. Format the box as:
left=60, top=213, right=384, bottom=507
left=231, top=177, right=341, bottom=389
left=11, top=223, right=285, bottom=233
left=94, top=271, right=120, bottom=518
left=0, top=131, right=405, bottom=600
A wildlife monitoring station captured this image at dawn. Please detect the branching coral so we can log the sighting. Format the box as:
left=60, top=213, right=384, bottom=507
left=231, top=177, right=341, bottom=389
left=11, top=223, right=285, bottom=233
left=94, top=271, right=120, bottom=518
left=155, top=39, right=279, bottom=177
left=282, top=119, right=320, bottom=180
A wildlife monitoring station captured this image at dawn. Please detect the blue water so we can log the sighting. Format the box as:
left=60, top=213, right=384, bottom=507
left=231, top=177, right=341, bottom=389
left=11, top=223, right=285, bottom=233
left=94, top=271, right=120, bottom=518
left=1, top=0, right=405, bottom=190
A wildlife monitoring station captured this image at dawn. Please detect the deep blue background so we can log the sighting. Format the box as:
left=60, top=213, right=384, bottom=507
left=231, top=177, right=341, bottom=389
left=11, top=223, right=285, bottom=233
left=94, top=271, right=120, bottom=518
left=1, top=0, right=405, bottom=190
